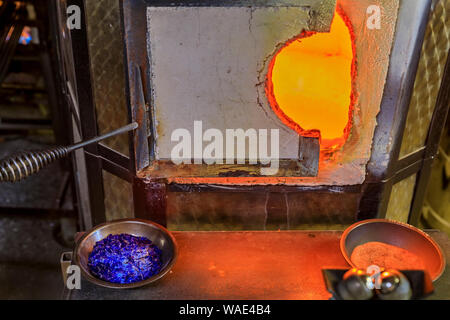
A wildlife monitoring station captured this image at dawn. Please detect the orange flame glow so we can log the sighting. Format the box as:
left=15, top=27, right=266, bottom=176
left=266, top=8, right=356, bottom=154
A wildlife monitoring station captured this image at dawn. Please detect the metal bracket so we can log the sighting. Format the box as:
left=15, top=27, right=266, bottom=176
left=60, top=251, right=73, bottom=285
left=131, top=64, right=150, bottom=172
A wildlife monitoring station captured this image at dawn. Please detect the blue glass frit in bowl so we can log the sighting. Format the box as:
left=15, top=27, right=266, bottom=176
left=73, top=219, right=178, bottom=289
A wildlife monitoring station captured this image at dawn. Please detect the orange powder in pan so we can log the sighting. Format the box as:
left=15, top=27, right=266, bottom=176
left=351, top=241, right=426, bottom=271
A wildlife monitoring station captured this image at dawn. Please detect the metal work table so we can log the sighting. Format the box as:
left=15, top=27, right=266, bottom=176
left=63, top=230, right=450, bottom=300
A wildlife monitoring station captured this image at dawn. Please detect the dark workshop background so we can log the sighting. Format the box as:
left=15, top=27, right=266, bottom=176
left=0, top=0, right=449, bottom=299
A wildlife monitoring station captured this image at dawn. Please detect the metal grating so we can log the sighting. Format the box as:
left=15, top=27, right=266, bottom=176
left=385, top=174, right=418, bottom=223
left=84, top=0, right=134, bottom=220
left=85, top=0, right=130, bottom=156
left=103, top=171, right=134, bottom=221
left=386, top=0, right=449, bottom=224
left=399, top=0, right=450, bottom=158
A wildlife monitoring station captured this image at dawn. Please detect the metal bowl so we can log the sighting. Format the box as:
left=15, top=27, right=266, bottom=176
left=340, top=219, right=445, bottom=281
left=73, top=218, right=178, bottom=289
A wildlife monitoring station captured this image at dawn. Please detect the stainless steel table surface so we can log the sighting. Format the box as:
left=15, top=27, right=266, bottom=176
left=63, top=230, right=450, bottom=300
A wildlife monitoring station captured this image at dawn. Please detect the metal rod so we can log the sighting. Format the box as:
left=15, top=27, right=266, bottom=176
left=67, top=122, right=138, bottom=152
left=0, top=122, right=138, bottom=182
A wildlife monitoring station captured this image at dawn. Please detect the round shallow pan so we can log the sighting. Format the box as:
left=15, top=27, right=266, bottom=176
left=340, top=219, right=445, bottom=281
left=73, top=218, right=178, bottom=289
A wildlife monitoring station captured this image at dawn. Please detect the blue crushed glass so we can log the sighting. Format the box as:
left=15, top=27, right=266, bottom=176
left=88, top=233, right=162, bottom=284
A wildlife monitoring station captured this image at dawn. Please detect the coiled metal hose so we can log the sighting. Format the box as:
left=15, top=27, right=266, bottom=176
left=0, top=122, right=138, bottom=183
left=0, top=147, right=69, bottom=182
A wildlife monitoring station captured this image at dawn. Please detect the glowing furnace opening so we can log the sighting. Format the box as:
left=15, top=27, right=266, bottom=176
left=266, top=9, right=356, bottom=153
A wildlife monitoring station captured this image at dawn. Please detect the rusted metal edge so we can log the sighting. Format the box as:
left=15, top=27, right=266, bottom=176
left=131, top=64, right=150, bottom=172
